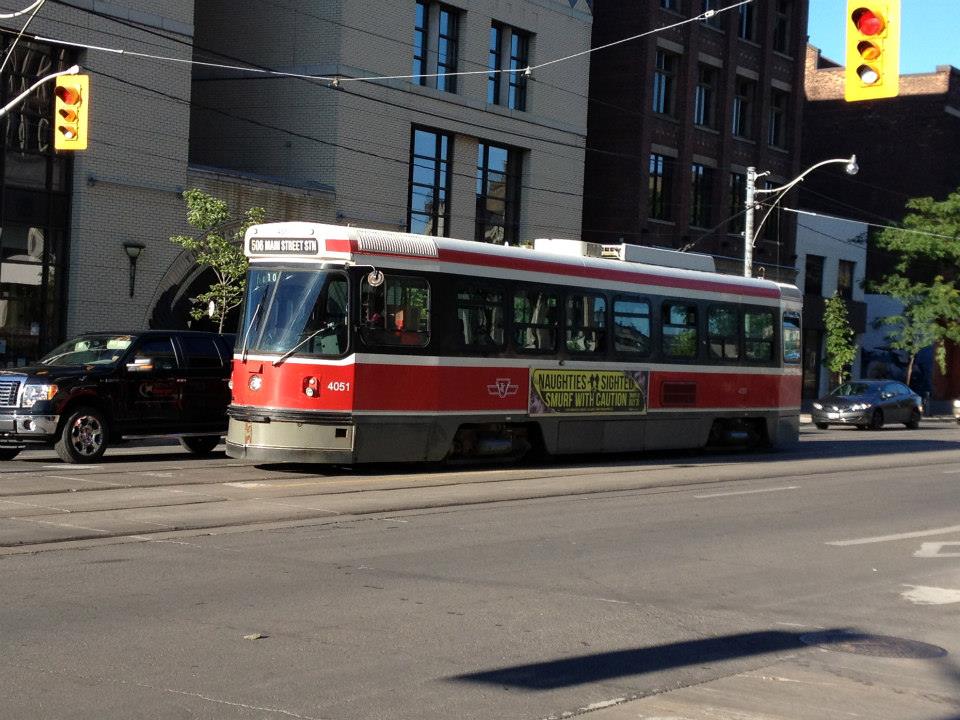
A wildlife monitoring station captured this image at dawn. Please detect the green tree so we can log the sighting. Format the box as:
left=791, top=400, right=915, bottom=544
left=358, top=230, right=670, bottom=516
left=872, top=187, right=960, bottom=383
left=873, top=276, right=959, bottom=386
left=823, top=293, right=857, bottom=386
left=170, top=189, right=265, bottom=333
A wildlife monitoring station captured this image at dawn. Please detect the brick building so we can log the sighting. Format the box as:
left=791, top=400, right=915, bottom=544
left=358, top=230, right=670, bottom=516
left=0, top=1, right=592, bottom=362
left=802, top=46, right=960, bottom=401
left=582, top=0, right=809, bottom=280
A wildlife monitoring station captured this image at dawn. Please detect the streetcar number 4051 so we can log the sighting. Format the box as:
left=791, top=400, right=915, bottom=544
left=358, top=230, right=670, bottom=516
left=327, top=381, right=351, bottom=392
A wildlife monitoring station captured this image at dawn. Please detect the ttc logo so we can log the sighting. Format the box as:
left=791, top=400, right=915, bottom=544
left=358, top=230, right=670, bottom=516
left=486, top=377, right=519, bottom=399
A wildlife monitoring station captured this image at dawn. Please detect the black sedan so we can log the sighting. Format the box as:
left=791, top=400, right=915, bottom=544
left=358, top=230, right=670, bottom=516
left=811, top=379, right=922, bottom=430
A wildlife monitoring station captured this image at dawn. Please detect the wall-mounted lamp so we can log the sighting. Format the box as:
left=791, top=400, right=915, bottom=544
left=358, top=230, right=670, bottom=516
left=122, top=241, right=145, bottom=298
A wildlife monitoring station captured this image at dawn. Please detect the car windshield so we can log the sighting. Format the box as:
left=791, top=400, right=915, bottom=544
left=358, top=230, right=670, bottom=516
left=240, top=267, right=348, bottom=356
left=830, top=382, right=873, bottom=397
left=40, top=334, right=134, bottom=366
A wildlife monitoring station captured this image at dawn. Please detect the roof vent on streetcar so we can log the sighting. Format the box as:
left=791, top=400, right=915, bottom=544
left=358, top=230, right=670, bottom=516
left=532, top=238, right=604, bottom=258
left=601, top=243, right=716, bottom=272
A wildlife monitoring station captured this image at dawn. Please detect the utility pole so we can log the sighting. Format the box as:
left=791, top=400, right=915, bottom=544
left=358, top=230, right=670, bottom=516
left=743, top=167, right=757, bottom=278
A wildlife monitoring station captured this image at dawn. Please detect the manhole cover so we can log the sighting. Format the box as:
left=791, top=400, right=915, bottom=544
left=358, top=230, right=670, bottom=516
left=800, top=631, right=947, bottom=659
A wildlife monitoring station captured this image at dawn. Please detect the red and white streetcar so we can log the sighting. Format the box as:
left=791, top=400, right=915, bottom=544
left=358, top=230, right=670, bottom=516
left=226, top=222, right=802, bottom=464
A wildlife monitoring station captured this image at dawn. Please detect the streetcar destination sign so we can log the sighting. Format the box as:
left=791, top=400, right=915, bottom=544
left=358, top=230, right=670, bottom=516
left=248, top=237, right=320, bottom=255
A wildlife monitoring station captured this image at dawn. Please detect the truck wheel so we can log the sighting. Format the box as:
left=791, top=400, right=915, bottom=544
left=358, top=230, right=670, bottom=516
left=0, top=448, right=20, bottom=460
left=56, top=406, right=108, bottom=463
left=179, top=435, right=220, bottom=455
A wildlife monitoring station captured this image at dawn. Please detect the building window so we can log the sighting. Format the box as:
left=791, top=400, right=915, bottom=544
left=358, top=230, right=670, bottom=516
left=476, top=142, right=522, bottom=245
left=731, top=77, right=755, bottom=139
left=702, top=0, right=722, bottom=28
left=437, top=6, right=459, bottom=92
left=838, top=260, right=855, bottom=300
left=487, top=24, right=502, bottom=104
left=412, top=0, right=428, bottom=85
left=408, top=128, right=452, bottom=237
left=660, top=0, right=680, bottom=10
left=773, top=0, right=793, bottom=54
left=729, top=172, right=746, bottom=234
left=508, top=29, right=530, bottom=111
left=690, top=164, right=714, bottom=228
left=768, top=89, right=788, bottom=148
left=737, top=2, right=755, bottom=41
left=652, top=50, right=677, bottom=115
left=649, top=154, right=676, bottom=221
left=489, top=23, right=531, bottom=110
left=412, top=2, right=460, bottom=94
left=693, top=64, right=717, bottom=127
left=805, top=254, right=825, bottom=296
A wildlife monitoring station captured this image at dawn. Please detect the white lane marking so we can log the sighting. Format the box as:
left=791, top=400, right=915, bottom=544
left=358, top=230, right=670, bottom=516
left=914, top=542, right=960, bottom=558
left=46, top=475, right=126, bottom=487
left=827, top=524, right=960, bottom=546
left=901, top=585, right=960, bottom=605
left=943, top=469, right=960, bottom=474
left=13, top=517, right=109, bottom=534
left=43, top=465, right=102, bottom=470
left=0, top=498, right=70, bottom=513
left=695, top=485, right=798, bottom=499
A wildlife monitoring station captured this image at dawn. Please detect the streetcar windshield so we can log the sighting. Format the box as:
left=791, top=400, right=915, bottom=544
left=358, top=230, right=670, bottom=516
left=241, top=267, right=348, bottom=356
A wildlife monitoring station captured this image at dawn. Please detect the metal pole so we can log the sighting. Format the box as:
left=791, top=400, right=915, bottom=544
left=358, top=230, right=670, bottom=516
left=743, top=166, right=756, bottom=278
left=0, top=64, right=79, bottom=119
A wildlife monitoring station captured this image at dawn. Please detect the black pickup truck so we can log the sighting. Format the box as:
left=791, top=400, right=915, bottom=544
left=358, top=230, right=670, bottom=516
left=0, top=330, right=234, bottom=463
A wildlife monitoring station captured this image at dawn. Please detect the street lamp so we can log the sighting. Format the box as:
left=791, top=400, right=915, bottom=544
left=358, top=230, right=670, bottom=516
left=743, top=155, right=859, bottom=278
left=0, top=64, right=79, bottom=120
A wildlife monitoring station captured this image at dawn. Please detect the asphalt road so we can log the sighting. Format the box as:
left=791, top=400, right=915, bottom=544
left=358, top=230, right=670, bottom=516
left=2, top=421, right=959, bottom=719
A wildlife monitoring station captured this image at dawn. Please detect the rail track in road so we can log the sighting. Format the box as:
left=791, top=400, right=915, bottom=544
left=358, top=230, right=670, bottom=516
left=2, top=425, right=958, bottom=552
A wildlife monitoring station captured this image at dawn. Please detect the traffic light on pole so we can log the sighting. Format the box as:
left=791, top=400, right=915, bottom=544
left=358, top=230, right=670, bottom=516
left=845, top=0, right=899, bottom=101
left=53, top=74, right=89, bottom=150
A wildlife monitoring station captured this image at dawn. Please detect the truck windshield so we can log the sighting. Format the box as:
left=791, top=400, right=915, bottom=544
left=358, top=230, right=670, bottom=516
left=41, top=334, right=134, bottom=366
left=241, top=267, right=348, bottom=357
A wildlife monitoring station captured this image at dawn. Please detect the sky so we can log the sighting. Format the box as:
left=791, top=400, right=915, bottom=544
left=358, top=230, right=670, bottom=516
left=806, top=0, right=960, bottom=74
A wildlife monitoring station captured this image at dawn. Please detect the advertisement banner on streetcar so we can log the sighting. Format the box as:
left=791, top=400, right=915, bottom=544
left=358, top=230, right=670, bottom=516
left=528, top=369, right=648, bottom=415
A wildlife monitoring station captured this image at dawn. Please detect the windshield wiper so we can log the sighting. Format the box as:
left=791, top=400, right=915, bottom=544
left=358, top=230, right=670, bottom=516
left=240, top=301, right=263, bottom=363
left=272, top=322, right=336, bottom=367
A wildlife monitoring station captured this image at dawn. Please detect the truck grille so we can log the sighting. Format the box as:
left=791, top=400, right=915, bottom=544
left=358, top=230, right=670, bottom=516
left=0, top=380, right=21, bottom=407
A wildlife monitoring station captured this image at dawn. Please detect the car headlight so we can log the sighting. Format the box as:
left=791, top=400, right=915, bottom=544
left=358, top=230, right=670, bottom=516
left=954, top=399, right=960, bottom=408
left=21, top=384, right=58, bottom=408
left=851, top=403, right=871, bottom=411
left=812, top=402, right=822, bottom=410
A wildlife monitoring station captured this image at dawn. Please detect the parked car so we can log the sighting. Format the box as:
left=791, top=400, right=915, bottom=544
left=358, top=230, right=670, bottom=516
left=0, top=330, right=234, bottom=463
left=811, top=379, right=922, bottom=431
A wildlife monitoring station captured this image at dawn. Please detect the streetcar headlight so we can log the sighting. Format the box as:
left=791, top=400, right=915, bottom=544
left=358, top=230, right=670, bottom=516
left=21, top=383, right=58, bottom=407
left=248, top=375, right=263, bottom=391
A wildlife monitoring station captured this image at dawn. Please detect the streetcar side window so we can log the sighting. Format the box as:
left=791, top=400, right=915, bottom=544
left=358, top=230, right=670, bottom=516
left=744, top=308, right=775, bottom=362
left=565, top=293, right=606, bottom=355
left=456, top=285, right=505, bottom=351
left=613, top=296, right=651, bottom=356
left=662, top=302, right=698, bottom=359
left=708, top=305, right=740, bottom=361
left=360, top=275, right=431, bottom=348
left=782, top=311, right=801, bottom=364
left=513, top=287, right=558, bottom=352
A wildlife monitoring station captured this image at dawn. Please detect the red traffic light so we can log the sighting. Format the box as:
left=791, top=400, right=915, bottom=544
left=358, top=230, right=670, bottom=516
left=852, top=8, right=884, bottom=35
left=55, top=85, right=81, bottom=105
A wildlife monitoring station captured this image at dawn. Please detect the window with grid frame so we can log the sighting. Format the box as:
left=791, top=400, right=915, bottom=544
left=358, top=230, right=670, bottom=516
left=613, top=297, right=651, bottom=356
left=804, top=254, right=824, bottom=296
left=744, top=309, right=775, bottom=362
left=652, top=50, right=677, bottom=115
left=690, top=163, right=714, bottom=228
left=436, top=5, right=459, bottom=92
left=649, top=153, right=676, bottom=221
left=662, top=302, right=698, bottom=359
left=476, top=142, right=522, bottom=245
left=508, top=29, right=530, bottom=111
left=565, top=293, right=606, bottom=355
left=701, top=0, right=722, bottom=28
left=693, top=64, right=717, bottom=128
left=737, top=2, right=755, bottom=40
left=769, top=89, right=788, bottom=148
left=408, top=127, right=452, bottom=237
left=513, top=288, right=558, bottom=352
left=412, top=0, right=428, bottom=85
left=487, top=23, right=502, bottom=104
left=729, top=172, right=746, bottom=234
left=732, top=77, right=755, bottom=139
left=708, top=305, right=740, bottom=360
left=773, top=0, right=793, bottom=54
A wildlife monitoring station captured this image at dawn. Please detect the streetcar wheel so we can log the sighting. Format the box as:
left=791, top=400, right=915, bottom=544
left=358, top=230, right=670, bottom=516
left=56, top=406, right=108, bottom=463
left=868, top=409, right=884, bottom=431
left=0, top=448, right=21, bottom=460
left=179, top=435, right=220, bottom=455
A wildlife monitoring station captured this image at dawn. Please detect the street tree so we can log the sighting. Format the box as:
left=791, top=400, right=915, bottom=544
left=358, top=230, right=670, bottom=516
left=170, top=189, right=265, bottom=333
left=823, top=293, right=857, bottom=386
left=872, top=187, right=960, bottom=383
